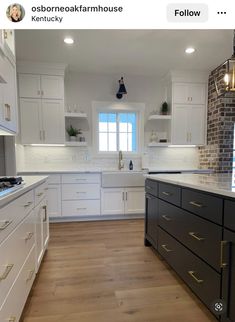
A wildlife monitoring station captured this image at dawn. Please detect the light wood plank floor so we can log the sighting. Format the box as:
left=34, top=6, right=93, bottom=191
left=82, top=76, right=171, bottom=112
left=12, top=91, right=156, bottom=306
left=21, top=219, right=217, bottom=322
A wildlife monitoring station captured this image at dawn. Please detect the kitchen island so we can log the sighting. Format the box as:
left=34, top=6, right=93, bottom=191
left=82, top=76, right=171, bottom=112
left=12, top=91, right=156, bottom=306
left=145, top=173, right=235, bottom=322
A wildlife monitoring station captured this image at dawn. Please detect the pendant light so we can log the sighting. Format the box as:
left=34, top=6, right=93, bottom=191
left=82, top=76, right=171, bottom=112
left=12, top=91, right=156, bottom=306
left=213, top=30, right=235, bottom=97
left=116, top=77, right=127, bottom=99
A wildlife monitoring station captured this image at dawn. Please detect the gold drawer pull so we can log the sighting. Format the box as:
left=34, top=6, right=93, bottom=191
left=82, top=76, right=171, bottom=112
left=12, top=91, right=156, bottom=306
left=0, top=220, right=12, bottom=230
left=43, top=205, right=47, bottom=222
left=76, top=191, right=86, bottom=194
left=75, top=178, right=87, bottom=181
left=188, top=232, right=205, bottom=241
left=146, top=186, right=152, bottom=190
left=162, top=191, right=172, bottom=196
left=24, top=232, right=34, bottom=241
left=220, top=240, right=228, bottom=268
left=189, top=201, right=203, bottom=208
left=0, top=264, right=14, bottom=280
left=188, top=270, right=204, bottom=284
left=26, top=269, right=35, bottom=282
left=36, top=192, right=44, bottom=197
left=77, top=207, right=87, bottom=210
left=4, top=104, right=11, bottom=121
left=24, top=201, right=33, bottom=208
left=8, top=317, right=16, bottom=322
left=161, top=244, right=173, bottom=252
left=161, top=214, right=172, bottom=222
left=3, top=30, right=8, bottom=39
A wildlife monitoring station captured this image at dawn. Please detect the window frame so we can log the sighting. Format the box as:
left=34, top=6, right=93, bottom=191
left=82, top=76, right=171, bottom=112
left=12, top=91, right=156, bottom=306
left=92, top=101, right=145, bottom=157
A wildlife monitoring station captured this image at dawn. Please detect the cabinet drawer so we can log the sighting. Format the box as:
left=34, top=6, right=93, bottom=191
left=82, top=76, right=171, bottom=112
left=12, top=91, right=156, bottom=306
left=62, top=184, right=100, bottom=200
left=0, top=211, right=35, bottom=307
left=0, top=245, right=36, bottom=322
left=158, top=227, right=220, bottom=312
left=47, top=174, right=61, bottom=185
left=0, top=190, right=34, bottom=245
left=224, top=200, right=235, bottom=231
left=62, top=173, right=101, bottom=184
left=182, top=188, right=223, bottom=225
left=158, top=182, right=181, bottom=206
left=62, top=200, right=101, bottom=216
left=159, top=200, right=222, bottom=271
left=35, top=182, right=47, bottom=206
left=145, top=179, right=158, bottom=197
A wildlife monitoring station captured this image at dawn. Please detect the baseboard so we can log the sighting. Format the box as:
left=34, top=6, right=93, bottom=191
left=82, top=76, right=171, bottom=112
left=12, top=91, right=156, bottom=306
left=50, top=213, right=144, bottom=223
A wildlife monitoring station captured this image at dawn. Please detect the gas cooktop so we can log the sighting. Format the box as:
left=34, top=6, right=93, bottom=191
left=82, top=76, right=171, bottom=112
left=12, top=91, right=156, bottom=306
left=0, top=177, right=24, bottom=198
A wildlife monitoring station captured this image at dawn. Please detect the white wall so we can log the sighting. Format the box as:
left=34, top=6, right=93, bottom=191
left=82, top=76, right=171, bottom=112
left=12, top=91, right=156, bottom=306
left=0, top=137, right=5, bottom=175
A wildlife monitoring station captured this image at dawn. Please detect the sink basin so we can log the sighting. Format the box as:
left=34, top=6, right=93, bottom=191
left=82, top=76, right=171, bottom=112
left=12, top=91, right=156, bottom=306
left=102, top=171, right=145, bottom=187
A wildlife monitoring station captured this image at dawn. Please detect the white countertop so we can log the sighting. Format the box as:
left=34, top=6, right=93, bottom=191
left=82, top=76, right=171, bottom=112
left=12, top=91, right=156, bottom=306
left=18, top=169, right=146, bottom=174
left=146, top=173, right=235, bottom=198
left=144, top=168, right=213, bottom=173
left=0, top=176, right=48, bottom=208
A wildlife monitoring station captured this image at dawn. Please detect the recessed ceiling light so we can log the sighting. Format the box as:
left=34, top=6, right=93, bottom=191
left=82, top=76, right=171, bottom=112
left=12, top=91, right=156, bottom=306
left=64, top=37, right=74, bottom=45
left=185, top=47, right=195, bottom=54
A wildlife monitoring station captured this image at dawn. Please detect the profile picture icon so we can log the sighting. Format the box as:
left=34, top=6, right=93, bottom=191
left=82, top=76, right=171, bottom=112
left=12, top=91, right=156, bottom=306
left=6, top=3, right=25, bottom=22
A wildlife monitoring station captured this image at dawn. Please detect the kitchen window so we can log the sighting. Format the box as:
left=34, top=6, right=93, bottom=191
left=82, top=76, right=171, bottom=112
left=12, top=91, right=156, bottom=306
left=92, top=101, right=145, bottom=155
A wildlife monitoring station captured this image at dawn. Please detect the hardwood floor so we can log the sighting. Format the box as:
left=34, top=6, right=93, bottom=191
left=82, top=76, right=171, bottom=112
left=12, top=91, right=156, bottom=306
left=21, top=219, right=217, bottom=322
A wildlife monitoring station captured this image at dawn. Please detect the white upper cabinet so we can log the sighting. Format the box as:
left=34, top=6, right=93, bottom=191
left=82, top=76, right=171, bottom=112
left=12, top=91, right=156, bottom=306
left=173, top=83, right=206, bottom=105
left=18, top=74, right=64, bottom=99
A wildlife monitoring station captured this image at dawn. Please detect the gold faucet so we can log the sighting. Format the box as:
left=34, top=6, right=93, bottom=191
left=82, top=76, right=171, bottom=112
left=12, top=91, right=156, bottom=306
left=118, top=150, right=124, bottom=170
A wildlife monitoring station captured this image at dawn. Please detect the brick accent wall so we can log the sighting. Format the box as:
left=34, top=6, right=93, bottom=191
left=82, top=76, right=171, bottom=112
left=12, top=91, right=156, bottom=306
left=198, top=65, right=235, bottom=173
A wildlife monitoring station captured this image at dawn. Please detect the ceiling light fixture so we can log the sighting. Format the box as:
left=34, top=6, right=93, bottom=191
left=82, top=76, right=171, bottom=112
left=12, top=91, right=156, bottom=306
left=64, top=37, right=74, bottom=45
left=116, top=77, right=127, bottom=99
left=185, top=47, right=195, bottom=54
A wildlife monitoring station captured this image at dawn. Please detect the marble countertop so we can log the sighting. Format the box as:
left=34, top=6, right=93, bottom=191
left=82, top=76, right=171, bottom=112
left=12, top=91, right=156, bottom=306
left=0, top=176, right=48, bottom=208
left=144, top=168, right=213, bottom=173
left=146, top=173, right=235, bottom=198
left=18, top=169, right=145, bottom=174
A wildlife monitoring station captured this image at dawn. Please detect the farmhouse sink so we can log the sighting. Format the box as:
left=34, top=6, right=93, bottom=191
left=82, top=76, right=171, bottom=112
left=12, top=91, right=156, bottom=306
left=102, top=171, right=145, bottom=187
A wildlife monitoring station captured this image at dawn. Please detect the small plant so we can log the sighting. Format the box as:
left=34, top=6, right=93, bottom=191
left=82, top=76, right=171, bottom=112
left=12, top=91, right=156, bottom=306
left=66, top=125, right=81, bottom=137
left=161, top=101, right=168, bottom=115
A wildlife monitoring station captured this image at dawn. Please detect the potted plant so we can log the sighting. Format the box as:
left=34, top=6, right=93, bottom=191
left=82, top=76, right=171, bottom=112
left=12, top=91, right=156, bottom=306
left=161, top=101, right=168, bottom=115
left=66, top=125, right=79, bottom=141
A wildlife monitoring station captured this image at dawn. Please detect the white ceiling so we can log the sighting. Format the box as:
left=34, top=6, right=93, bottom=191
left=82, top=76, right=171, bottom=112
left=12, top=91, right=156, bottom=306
left=15, top=30, right=233, bottom=77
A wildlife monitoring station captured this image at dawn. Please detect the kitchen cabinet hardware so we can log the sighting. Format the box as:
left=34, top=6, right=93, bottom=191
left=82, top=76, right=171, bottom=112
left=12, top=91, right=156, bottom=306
left=7, top=317, right=16, bottom=322
left=76, top=191, right=86, bottom=194
left=126, top=192, right=128, bottom=201
left=43, top=130, right=46, bottom=141
left=41, top=90, right=44, bottom=96
left=146, top=195, right=154, bottom=200
left=162, top=191, right=172, bottom=196
left=24, top=232, right=34, bottom=241
left=0, top=220, right=12, bottom=230
left=188, top=231, right=205, bottom=241
left=122, top=191, right=124, bottom=201
left=220, top=240, right=228, bottom=268
left=26, top=269, right=35, bottom=282
left=146, top=186, right=152, bottom=190
left=188, top=270, right=204, bottom=284
left=3, top=30, right=8, bottom=39
left=75, top=178, right=87, bottom=181
left=76, top=207, right=87, bottom=210
left=23, top=201, right=33, bottom=208
left=0, top=264, right=14, bottom=280
left=4, top=103, right=11, bottom=121
left=161, top=214, right=172, bottom=221
left=36, top=192, right=44, bottom=197
left=189, top=201, right=203, bottom=208
left=161, top=244, right=173, bottom=252
left=43, top=205, right=47, bottom=222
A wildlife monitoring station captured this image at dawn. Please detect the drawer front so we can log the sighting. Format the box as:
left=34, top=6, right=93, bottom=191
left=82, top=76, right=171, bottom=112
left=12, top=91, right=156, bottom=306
left=0, top=245, right=36, bottom=322
left=159, top=200, right=222, bottom=271
left=182, top=188, right=223, bottom=225
left=145, top=179, right=158, bottom=197
left=35, top=182, right=47, bottom=206
left=62, top=200, right=101, bottom=216
left=47, top=174, right=61, bottom=185
left=62, top=184, right=100, bottom=200
left=224, top=200, right=235, bottom=231
left=62, top=173, right=101, bottom=184
left=0, top=211, right=35, bottom=307
left=158, top=182, right=181, bottom=206
left=158, top=227, right=220, bottom=312
left=0, top=190, right=34, bottom=245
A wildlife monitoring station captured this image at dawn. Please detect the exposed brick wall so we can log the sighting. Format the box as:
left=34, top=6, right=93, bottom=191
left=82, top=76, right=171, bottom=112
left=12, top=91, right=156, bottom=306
left=198, top=65, right=235, bottom=173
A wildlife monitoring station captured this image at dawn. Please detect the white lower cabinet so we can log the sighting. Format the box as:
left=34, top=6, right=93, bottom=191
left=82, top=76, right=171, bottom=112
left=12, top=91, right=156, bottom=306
left=47, top=184, right=61, bottom=217
left=101, top=187, right=145, bottom=215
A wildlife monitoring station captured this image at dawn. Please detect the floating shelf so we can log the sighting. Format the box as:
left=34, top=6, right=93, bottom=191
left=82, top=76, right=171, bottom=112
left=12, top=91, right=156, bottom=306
left=64, top=112, right=87, bottom=118
left=65, top=141, right=87, bottom=147
left=148, top=142, right=171, bottom=147
left=148, top=114, right=171, bottom=120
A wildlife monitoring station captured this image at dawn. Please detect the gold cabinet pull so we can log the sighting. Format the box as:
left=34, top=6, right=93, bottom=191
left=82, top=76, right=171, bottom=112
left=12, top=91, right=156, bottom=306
left=76, top=207, right=87, bottom=210
left=8, top=317, right=16, bottom=322
left=43, top=205, right=47, bottom=222
left=188, top=232, right=205, bottom=241
left=76, top=191, right=86, bottom=194
left=162, top=191, right=172, bottom=196
left=24, top=201, right=33, bottom=208
left=26, top=269, right=35, bottom=282
left=24, top=232, right=34, bottom=241
left=0, top=220, right=12, bottom=230
left=189, top=201, right=203, bottom=208
left=0, top=264, right=14, bottom=280
left=188, top=270, right=203, bottom=283
left=146, top=186, right=152, bottom=190
left=161, top=244, right=173, bottom=252
left=220, top=240, right=228, bottom=268
left=4, top=103, right=11, bottom=121
left=36, top=192, right=44, bottom=197
left=161, top=214, right=172, bottom=222
left=75, top=178, right=87, bottom=181
left=3, top=30, right=8, bottom=39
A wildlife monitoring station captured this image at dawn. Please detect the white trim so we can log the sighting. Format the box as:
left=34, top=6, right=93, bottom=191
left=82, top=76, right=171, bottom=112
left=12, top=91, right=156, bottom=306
left=17, top=61, right=67, bottom=76
left=92, top=101, right=145, bottom=157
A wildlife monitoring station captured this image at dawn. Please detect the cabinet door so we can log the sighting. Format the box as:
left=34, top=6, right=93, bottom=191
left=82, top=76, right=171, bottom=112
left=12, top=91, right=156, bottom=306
left=189, top=105, right=206, bottom=145
left=42, top=203, right=49, bottom=249
left=145, top=194, right=158, bottom=247
left=20, top=98, right=42, bottom=144
left=101, top=188, right=124, bottom=215
left=18, top=74, right=41, bottom=98
left=35, top=202, right=44, bottom=270
left=40, top=75, right=64, bottom=99
left=189, top=84, right=206, bottom=105
left=47, top=184, right=61, bottom=217
left=125, top=188, right=145, bottom=214
left=173, top=83, right=189, bottom=104
left=172, top=105, right=188, bottom=144
left=41, top=100, right=64, bottom=144
left=3, top=29, right=15, bottom=61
